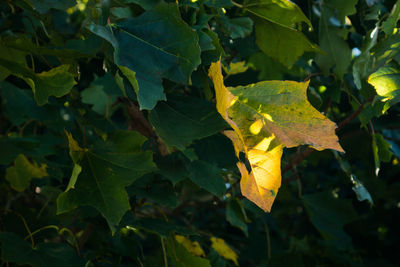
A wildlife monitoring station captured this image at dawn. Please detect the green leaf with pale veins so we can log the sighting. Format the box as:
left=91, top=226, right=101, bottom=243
left=5, top=154, right=48, bottom=192
left=368, top=66, right=400, bottom=112
left=111, top=2, right=201, bottom=110
left=149, top=95, right=228, bottom=150
left=57, top=131, right=156, bottom=233
left=187, top=160, right=226, bottom=198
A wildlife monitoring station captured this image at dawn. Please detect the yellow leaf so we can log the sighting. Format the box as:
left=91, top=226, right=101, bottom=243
left=209, top=61, right=343, bottom=212
left=210, top=237, right=238, bottom=266
left=175, top=235, right=206, bottom=257
left=223, top=61, right=249, bottom=76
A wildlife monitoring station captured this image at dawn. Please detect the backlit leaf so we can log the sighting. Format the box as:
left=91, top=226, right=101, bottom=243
left=210, top=237, right=238, bottom=266
left=209, top=61, right=342, bottom=211
left=368, top=66, right=400, bottom=112
left=175, top=235, right=206, bottom=257
left=166, top=236, right=211, bottom=267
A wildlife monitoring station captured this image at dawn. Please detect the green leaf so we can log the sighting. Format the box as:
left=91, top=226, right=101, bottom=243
left=255, top=18, right=320, bottom=68
left=325, top=0, right=358, bottom=23
left=368, top=66, right=400, bottom=112
left=149, top=96, right=228, bottom=150
left=242, top=0, right=318, bottom=67
left=382, top=1, right=400, bottom=35
left=127, top=174, right=178, bottom=208
left=192, top=134, right=237, bottom=169
left=0, top=42, right=28, bottom=81
left=111, top=7, right=134, bottom=19
left=29, top=0, right=77, bottom=14
left=316, top=6, right=352, bottom=79
left=32, top=65, right=76, bottom=105
left=0, top=59, right=77, bottom=106
left=110, top=3, right=201, bottom=110
left=372, top=133, right=393, bottom=176
left=353, top=26, right=379, bottom=89
left=57, top=131, right=156, bottom=233
left=0, top=81, right=51, bottom=125
left=302, top=192, right=358, bottom=248
left=0, top=232, right=84, bottom=267
left=220, top=17, right=253, bottom=39
left=81, top=74, right=122, bottom=116
left=155, top=152, right=189, bottom=185
left=166, top=236, right=212, bottom=267
left=244, top=0, right=312, bottom=28
left=123, top=0, right=161, bottom=10
left=5, top=154, right=48, bottom=192
left=118, top=65, right=139, bottom=96
left=333, top=151, right=374, bottom=205
left=226, top=198, right=249, bottom=236
left=187, top=160, right=226, bottom=198
left=350, top=175, right=374, bottom=204
left=376, top=134, right=393, bottom=162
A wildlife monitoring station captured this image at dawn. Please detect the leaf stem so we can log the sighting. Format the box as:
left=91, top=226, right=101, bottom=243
left=161, top=236, right=168, bottom=267
left=231, top=1, right=243, bottom=8
left=263, top=220, right=271, bottom=259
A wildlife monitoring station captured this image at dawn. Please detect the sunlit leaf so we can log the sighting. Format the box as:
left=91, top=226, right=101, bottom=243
left=210, top=237, right=238, bottom=266
left=368, top=66, right=400, bottom=112
left=209, top=61, right=342, bottom=211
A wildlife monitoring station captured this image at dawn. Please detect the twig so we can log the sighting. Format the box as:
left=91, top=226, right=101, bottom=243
left=161, top=236, right=168, bottom=267
left=282, top=148, right=314, bottom=175
left=336, top=95, right=375, bottom=132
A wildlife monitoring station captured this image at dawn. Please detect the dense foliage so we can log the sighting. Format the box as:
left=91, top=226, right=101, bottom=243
left=1, top=0, right=400, bottom=266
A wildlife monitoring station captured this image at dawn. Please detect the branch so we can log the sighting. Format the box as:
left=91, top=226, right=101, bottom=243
left=336, top=94, right=375, bottom=132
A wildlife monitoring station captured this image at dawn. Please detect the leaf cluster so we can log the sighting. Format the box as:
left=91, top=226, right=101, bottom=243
left=0, top=0, right=400, bottom=266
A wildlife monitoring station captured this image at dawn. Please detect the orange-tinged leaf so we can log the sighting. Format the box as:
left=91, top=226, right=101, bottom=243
left=209, top=61, right=343, bottom=212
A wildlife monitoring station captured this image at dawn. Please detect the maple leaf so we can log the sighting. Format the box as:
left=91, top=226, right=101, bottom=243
left=209, top=61, right=343, bottom=211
